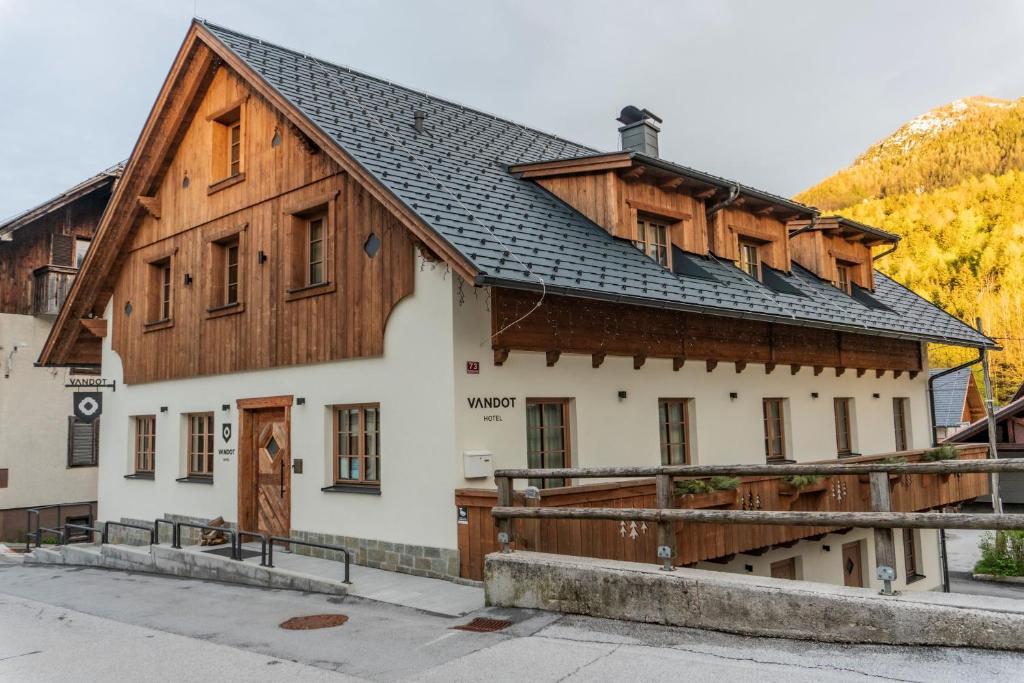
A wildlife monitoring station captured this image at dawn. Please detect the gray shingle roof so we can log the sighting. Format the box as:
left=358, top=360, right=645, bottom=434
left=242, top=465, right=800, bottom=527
left=203, top=22, right=991, bottom=349
left=930, top=368, right=971, bottom=427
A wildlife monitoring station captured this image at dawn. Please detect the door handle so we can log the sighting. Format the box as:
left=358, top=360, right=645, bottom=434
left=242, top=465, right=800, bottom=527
left=280, top=460, right=285, bottom=498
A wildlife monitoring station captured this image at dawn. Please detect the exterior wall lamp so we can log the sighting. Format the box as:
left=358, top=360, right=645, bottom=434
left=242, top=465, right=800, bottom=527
left=729, top=392, right=738, bottom=401
left=811, top=392, right=819, bottom=399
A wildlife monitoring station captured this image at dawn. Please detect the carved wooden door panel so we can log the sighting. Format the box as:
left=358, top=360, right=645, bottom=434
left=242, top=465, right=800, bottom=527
left=254, top=408, right=290, bottom=538
left=842, top=541, right=864, bottom=588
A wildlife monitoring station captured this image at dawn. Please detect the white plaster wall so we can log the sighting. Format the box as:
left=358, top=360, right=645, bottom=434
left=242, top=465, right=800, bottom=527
left=96, top=258, right=459, bottom=549
left=0, top=313, right=98, bottom=510
left=696, top=527, right=942, bottom=592
left=452, top=285, right=933, bottom=488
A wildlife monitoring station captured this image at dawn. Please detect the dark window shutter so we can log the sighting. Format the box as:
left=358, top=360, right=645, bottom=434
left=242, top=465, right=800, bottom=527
left=52, top=234, right=75, bottom=266
left=67, top=416, right=99, bottom=467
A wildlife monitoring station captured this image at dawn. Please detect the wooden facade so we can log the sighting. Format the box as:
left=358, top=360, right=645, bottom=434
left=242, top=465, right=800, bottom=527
left=100, top=66, right=415, bottom=384
left=491, top=288, right=923, bottom=373
left=789, top=228, right=873, bottom=290
left=710, top=206, right=791, bottom=273
left=454, top=445, right=990, bottom=580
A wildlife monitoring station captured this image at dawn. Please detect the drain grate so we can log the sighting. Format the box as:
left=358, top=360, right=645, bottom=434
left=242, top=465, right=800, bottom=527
left=279, top=614, right=349, bottom=630
left=452, top=617, right=512, bottom=633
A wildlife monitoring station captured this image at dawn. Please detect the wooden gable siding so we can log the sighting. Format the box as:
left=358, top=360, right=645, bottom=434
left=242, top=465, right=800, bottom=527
left=710, top=206, right=791, bottom=273
left=110, top=66, right=414, bottom=384
left=790, top=230, right=874, bottom=290
left=0, top=191, right=106, bottom=315
left=535, top=172, right=709, bottom=255
left=491, top=288, right=922, bottom=372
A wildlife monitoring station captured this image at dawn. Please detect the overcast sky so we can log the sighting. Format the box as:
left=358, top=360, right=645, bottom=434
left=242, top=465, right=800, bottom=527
left=2, top=0, right=1024, bottom=219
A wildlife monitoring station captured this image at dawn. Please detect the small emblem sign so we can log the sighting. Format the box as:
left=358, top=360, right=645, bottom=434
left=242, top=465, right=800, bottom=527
left=222, top=423, right=232, bottom=443
left=73, top=392, right=102, bottom=423
left=466, top=361, right=480, bottom=375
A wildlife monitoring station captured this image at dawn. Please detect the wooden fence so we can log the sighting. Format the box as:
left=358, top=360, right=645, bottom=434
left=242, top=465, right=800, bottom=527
left=454, top=444, right=991, bottom=581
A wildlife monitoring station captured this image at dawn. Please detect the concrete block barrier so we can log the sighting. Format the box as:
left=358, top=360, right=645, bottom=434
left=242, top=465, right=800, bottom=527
left=485, top=551, right=1024, bottom=651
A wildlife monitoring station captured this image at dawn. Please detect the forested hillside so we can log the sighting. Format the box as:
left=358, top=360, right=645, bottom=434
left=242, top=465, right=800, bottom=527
left=796, top=97, right=1024, bottom=402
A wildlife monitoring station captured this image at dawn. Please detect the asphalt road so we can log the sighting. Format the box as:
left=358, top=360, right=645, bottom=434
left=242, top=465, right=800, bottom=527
left=1, top=563, right=1023, bottom=682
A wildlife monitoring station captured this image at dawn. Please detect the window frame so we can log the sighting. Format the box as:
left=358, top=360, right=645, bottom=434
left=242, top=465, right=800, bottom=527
left=133, top=415, right=156, bottom=475
left=893, top=397, right=910, bottom=451
left=904, top=528, right=924, bottom=582
left=739, top=239, right=762, bottom=281
left=331, top=403, right=381, bottom=490
left=836, top=261, right=853, bottom=294
left=284, top=191, right=339, bottom=301
left=634, top=214, right=670, bottom=267
left=305, top=212, right=327, bottom=287
left=658, top=398, right=691, bottom=466
left=834, top=397, right=854, bottom=457
left=74, top=237, right=91, bottom=269
left=143, top=248, right=177, bottom=331
left=525, top=398, right=573, bottom=489
left=207, top=99, right=246, bottom=191
left=762, top=398, right=787, bottom=462
left=67, top=416, right=99, bottom=468
left=205, top=222, right=248, bottom=318
left=186, top=412, right=215, bottom=478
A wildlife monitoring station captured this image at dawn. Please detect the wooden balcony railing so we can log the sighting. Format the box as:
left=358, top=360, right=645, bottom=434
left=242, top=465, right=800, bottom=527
left=31, top=264, right=77, bottom=316
left=454, top=444, right=992, bottom=581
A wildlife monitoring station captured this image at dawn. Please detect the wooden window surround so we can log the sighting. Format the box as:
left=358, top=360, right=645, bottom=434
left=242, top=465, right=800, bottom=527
left=284, top=191, right=339, bottom=301
left=770, top=557, right=798, bottom=580
left=659, top=398, right=691, bottom=466
left=185, top=412, right=214, bottom=480
left=904, top=529, right=924, bottom=582
left=893, top=397, right=910, bottom=451
left=635, top=214, right=670, bottom=267
left=834, top=398, right=854, bottom=457
left=763, top=398, right=786, bottom=462
left=143, top=248, right=177, bottom=332
left=331, top=404, right=381, bottom=492
left=738, top=239, right=763, bottom=281
left=68, top=416, right=99, bottom=467
left=207, top=99, right=247, bottom=193
left=526, top=398, right=572, bottom=489
left=206, top=222, right=248, bottom=318
left=133, top=415, right=156, bottom=477
left=836, top=261, right=853, bottom=294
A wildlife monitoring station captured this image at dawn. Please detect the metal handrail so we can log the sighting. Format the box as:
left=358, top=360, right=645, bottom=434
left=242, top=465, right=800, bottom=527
left=152, top=519, right=175, bottom=545
left=234, top=530, right=268, bottom=566
left=33, top=527, right=65, bottom=547
left=25, top=501, right=95, bottom=552
left=267, top=536, right=351, bottom=584
left=63, top=522, right=102, bottom=544
left=173, top=522, right=239, bottom=560
left=102, top=520, right=155, bottom=545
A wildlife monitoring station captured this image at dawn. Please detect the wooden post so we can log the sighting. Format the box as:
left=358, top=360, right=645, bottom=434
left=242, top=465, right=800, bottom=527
left=496, top=476, right=513, bottom=552
left=655, top=474, right=676, bottom=571
left=977, top=317, right=1004, bottom=515
left=869, top=471, right=897, bottom=595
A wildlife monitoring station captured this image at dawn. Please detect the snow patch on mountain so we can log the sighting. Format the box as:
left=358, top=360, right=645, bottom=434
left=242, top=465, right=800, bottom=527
left=865, top=96, right=1011, bottom=159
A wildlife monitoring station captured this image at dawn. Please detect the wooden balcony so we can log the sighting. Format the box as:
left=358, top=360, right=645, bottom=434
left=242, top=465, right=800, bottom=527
left=454, top=444, right=990, bottom=580
left=31, top=264, right=77, bottom=316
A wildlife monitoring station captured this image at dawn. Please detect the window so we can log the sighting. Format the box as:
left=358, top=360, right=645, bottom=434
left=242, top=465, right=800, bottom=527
left=67, top=416, right=99, bottom=467
left=306, top=214, right=326, bottom=286
left=225, top=241, right=239, bottom=304
left=210, top=104, right=243, bottom=184
left=187, top=413, right=214, bottom=477
left=206, top=226, right=246, bottom=314
left=770, top=557, right=798, bottom=580
left=75, top=238, right=90, bottom=268
left=146, top=256, right=173, bottom=325
left=763, top=398, right=786, bottom=462
left=659, top=399, right=690, bottom=465
left=836, top=262, right=852, bottom=294
left=333, top=405, right=380, bottom=487
left=739, top=241, right=761, bottom=281
left=903, top=529, right=923, bottom=582
left=893, top=398, right=910, bottom=451
left=526, top=399, right=571, bottom=489
left=635, top=216, right=669, bottom=266
left=834, top=398, right=854, bottom=456
left=134, top=416, right=156, bottom=474
left=0, top=469, right=8, bottom=488
left=229, top=121, right=241, bottom=177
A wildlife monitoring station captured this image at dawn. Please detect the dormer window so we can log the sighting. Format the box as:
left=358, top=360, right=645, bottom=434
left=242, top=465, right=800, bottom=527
left=739, top=240, right=761, bottom=281
left=635, top=215, right=668, bottom=266
left=836, top=262, right=852, bottom=294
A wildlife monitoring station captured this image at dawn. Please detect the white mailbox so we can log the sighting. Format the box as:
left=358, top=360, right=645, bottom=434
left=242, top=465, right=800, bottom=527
left=463, top=450, right=493, bottom=479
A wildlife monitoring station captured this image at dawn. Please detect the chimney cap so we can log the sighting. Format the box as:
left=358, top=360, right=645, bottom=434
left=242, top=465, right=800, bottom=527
left=617, top=105, right=662, bottom=126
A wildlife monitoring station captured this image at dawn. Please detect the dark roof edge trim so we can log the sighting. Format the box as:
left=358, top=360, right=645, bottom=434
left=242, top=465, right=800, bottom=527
left=476, top=275, right=994, bottom=350
left=0, top=162, right=124, bottom=237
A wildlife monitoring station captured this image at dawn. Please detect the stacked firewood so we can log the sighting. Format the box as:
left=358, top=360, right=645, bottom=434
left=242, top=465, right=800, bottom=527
left=199, top=516, right=228, bottom=546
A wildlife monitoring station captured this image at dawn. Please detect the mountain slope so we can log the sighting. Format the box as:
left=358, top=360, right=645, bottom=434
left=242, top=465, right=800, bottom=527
left=796, top=96, right=1024, bottom=210
left=797, top=97, right=1024, bottom=401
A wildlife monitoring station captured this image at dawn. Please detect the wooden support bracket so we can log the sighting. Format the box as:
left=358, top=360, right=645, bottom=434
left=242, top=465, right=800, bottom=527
left=790, top=364, right=801, bottom=375
left=908, top=370, right=919, bottom=380
left=138, top=195, right=161, bottom=219
left=493, top=348, right=509, bottom=366
left=673, top=357, right=686, bottom=372
left=857, top=368, right=866, bottom=378
left=893, top=370, right=903, bottom=379
left=735, top=361, right=747, bottom=374
left=633, top=354, right=647, bottom=370
left=813, top=366, right=824, bottom=376
left=706, top=359, right=718, bottom=373
left=875, top=369, right=886, bottom=379
left=545, top=350, right=561, bottom=367
left=592, top=352, right=606, bottom=369
left=765, top=363, right=776, bottom=375
left=835, top=367, right=846, bottom=377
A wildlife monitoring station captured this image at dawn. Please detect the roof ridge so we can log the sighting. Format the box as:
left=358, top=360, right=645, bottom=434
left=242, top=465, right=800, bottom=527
left=0, top=160, right=126, bottom=234
left=198, top=19, right=602, bottom=157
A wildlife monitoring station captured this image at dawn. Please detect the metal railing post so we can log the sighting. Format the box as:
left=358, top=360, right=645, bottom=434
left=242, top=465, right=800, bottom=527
left=496, top=476, right=513, bottom=553
left=656, top=474, right=676, bottom=571
left=869, top=471, right=897, bottom=595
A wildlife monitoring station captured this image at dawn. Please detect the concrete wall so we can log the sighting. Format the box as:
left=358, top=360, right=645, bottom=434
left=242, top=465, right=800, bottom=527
left=0, top=313, right=98, bottom=538
left=96, top=254, right=460, bottom=552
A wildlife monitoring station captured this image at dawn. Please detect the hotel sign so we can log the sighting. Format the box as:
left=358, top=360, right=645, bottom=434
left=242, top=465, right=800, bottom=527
left=65, top=377, right=116, bottom=391
left=73, top=392, right=102, bottom=423
left=466, top=396, right=516, bottom=423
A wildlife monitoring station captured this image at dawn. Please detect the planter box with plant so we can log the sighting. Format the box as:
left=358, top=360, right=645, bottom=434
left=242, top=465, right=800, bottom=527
left=676, top=476, right=741, bottom=508
left=779, top=474, right=829, bottom=497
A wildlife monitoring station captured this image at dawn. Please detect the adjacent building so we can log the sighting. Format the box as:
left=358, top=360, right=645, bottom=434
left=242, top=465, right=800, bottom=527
left=930, top=367, right=986, bottom=441
left=39, top=21, right=992, bottom=590
left=947, top=385, right=1024, bottom=504
left=0, top=165, right=121, bottom=542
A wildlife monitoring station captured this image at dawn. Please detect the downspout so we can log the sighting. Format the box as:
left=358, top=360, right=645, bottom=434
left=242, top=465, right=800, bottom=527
left=786, top=212, right=820, bottom=239
left=705, top=184, right=740, bottom=223
left=872, top=244, right=898, bottom=261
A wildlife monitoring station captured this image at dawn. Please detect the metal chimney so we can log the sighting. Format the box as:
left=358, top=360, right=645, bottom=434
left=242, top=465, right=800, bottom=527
left=617, top=105, right=662, bottom=157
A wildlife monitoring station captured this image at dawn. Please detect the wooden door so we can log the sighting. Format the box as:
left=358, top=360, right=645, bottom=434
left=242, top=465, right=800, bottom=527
left=770, top=557, right=797, bottom=580
left=842, top=541, right=864, bottom=588
left=252, top=407, right=290, bottom=538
